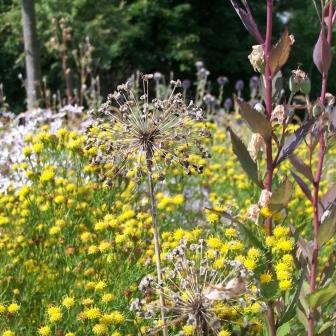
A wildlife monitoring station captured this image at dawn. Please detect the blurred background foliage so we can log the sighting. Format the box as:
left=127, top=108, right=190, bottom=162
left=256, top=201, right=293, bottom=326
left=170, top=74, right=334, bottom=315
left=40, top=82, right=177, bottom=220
left=0, top=0, right=334, bottom=111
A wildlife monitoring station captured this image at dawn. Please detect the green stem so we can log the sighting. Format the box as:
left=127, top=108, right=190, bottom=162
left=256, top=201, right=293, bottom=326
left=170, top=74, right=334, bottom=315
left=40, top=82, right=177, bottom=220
left=147, top=162, right=168, bottom=336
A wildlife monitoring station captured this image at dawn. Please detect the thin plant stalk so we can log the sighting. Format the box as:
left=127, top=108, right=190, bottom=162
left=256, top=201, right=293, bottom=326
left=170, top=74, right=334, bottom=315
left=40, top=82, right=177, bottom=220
left=264, top=1, right=276, bottom=336
left=308, top=2, right=333, bottom=335
left=146, top=160, right=168, bottom=336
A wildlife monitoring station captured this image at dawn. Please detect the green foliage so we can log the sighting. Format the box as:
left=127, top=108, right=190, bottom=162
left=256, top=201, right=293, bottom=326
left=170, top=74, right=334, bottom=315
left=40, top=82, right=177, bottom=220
left=0, top=0, right=316, bottom=111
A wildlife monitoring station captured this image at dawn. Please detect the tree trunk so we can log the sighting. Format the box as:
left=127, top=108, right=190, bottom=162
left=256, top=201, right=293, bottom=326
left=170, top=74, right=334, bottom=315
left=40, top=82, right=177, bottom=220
left=21, top=0, right=41, bottom=110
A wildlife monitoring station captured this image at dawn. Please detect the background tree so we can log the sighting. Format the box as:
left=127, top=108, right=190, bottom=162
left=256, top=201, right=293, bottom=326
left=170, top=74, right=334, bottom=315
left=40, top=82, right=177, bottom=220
left=0, top=0, right=330, bottom=111
left=21, top=0, right=41, bottom=109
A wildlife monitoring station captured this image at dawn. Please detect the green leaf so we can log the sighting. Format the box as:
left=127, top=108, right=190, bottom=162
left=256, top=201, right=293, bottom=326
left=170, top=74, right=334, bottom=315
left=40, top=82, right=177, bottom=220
left=317, top=207, right=336, bottom=246
left=296, top=307, right=308, bottom=329
left=228, top=128, right=261, bottom=187
left=206, top=207, right=265, bottom=250
left=261, top=280, right=279, bottom=300
left=279, top=272, right=304, bottom=326
left=318, top=321, right=334, bottom=335
left=235, top=98, right=272, bottom=140
left=268, top=178, right=293, bottom=213
left=307, top=282, right=336, bottom=309
left=277, top=322, right=291, bottom=336
left=289, top=154, right=314, bottom=182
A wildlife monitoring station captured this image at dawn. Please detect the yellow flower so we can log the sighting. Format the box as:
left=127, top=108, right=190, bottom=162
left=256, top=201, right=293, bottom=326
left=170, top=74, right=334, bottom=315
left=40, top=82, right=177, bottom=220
left=47, top=306, right=62, bottom=322
left=206, top=236, right=222, bottom=249
left=218, top=330, right=231, bottom=336
left=84, top=307, right=101, bottom=319
left=182, top=325, right=195, bottom=335
left=101, top=293, right=115, bottom=304
left=279, top=279, right=293, bottom=291
left=38, top=326, right=51, bottom=336
left=224, top=228, right=237, bottom=237
left=273, top=226, right=290, bottom=238
left=40, top=167, right=55, bottom=183
left=2, top=330, right=15, bottom=336
left=110, top=311, right=125, bottom=324
left=244, top=258, right=256, bottom=270
left=92, top=323, right=108, bottom=335
left=7, top=303, right=20, bottom=314
left=95, top=281, right=107, bottom=291
left=65, top=333, right=75, bottom=336
left=62, top=296, right=75, bottom=309
left=260, top=272, right=272, bottom=284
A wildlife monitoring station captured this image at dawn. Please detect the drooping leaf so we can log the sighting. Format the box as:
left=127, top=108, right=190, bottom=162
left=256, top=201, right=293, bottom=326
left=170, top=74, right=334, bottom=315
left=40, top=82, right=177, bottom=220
left=228, top=127, right=261, bottom=187
left=318, top=184, right=336, bottom=220
left=289, top=154, right=314, bottom=182
left=277, top=322, right=291, bottom=336
left=313, top=28, right=332, bottom=74
left=317, top=206, right=336, bottom=246
left=318, top=321, right=334, bottom=335
left=276, top=119, right=315, bottom=165
left=235, top=98, right=272, bottom=140
left=269, top=29, right=293, bottom=75
left=229, top=0, right=264, bottom=44
left=291, top=171, right=313, bottom=202
left=320, top=252, right=336, bottom=286
left=268, top=178, right=293, bottom=213
left=308, top=282, right=336, bottom=309
left=206, top=207, right=265, bottom=250
left=297, top=236, right=313, bottom=262
left=296, top=307, right=308, bottom=329
left=279, top=272, right=304, bottom=326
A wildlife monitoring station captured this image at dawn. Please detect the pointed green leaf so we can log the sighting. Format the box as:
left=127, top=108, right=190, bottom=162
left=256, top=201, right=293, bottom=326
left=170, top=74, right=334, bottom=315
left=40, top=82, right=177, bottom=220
left=289, top=154, right=314, bottom=182
left=317, top=207, right=336, bottom=246
left=228, top=127, right=261, bottom=187
left=277, top=322, right=291, bottom=336
left=268, top=178, right=293, bottom=213
left=308, top=282, right=336, bottom=309
left=235, top=98, right=272, bottom=140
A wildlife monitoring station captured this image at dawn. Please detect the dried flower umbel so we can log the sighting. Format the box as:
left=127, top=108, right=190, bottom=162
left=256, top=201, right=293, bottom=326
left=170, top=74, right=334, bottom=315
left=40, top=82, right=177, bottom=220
left=86, top=75, right=210, bottom=336
left=86, top=75, right=209, bottom=184
left=132, top=239, right=264, bottom=335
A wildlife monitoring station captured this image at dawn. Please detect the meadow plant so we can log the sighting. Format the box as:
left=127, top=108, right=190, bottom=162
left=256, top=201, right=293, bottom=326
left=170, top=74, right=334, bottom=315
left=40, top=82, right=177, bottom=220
left=230, top=0, right=336, bottom=335
left=86, top=74, right=210, bottom=335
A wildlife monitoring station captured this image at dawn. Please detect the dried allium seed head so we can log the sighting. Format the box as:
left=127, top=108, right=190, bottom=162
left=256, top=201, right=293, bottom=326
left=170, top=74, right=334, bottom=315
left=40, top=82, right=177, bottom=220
left=133, top=239, right=262, bottom=335
left=86, top=75, right=210, bottom=184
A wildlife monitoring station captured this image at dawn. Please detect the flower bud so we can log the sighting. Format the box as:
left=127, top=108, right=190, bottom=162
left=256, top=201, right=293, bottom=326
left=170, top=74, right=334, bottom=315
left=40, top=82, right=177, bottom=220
left=271, top=104, right=285, bottom=124
left=254, top=103, right=265, bottom=114
left=259, top=189, right=272, bottom=208
left=312, top=102, right=324, bottom=118
left=248, top=45, right=265, bottom=73
left=248, top=133, right=265, bottom=162
left=289, top=69, right=311, bottom=95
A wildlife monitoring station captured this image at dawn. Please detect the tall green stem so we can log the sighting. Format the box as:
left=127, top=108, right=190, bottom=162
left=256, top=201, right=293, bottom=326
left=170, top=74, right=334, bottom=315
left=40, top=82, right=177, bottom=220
left=147, top=161, right=168, bottom=336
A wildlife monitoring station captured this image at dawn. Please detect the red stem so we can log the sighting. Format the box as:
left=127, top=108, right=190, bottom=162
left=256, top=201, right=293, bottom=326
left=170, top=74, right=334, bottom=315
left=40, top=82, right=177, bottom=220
left=308, top=3, right=333, bottom=335
left=264, top=1, right=276, bottom=335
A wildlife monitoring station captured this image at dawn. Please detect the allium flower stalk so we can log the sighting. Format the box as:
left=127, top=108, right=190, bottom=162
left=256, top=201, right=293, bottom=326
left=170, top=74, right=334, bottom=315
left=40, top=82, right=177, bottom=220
left=132, top=239, right=264, bottom=335
left=86, top=74, right=210, bottom=336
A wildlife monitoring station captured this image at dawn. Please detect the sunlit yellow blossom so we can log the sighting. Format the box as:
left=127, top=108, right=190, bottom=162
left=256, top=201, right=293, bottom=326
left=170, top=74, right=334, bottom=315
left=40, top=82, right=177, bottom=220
left=7, top=303, right=20, bottom=314
left=38, top=326, right=51, bottom=336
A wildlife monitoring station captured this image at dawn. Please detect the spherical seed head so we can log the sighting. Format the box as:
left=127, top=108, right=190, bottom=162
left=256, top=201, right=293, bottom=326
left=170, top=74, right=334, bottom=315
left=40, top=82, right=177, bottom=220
left=86, top=74, right=210, bottom=183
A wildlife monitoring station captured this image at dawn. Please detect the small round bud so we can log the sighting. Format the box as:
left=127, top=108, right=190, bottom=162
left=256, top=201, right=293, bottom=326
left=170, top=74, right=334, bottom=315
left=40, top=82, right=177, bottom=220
left=289, top=69, right=311, bottom=95
left=312, top=102, right=324, bottom=118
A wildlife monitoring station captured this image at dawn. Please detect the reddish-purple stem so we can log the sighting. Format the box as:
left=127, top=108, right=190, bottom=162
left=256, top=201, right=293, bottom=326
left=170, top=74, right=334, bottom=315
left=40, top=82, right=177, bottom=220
left=308, top=3, right=333, bottom=336
left=264, top=1, right=276, bottom=336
